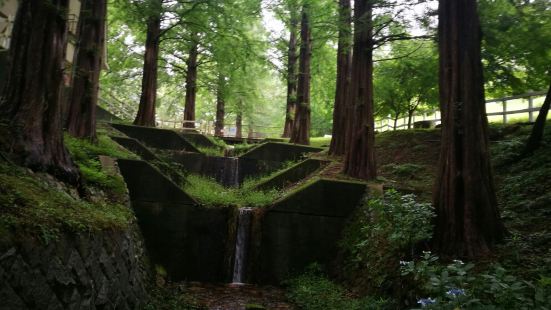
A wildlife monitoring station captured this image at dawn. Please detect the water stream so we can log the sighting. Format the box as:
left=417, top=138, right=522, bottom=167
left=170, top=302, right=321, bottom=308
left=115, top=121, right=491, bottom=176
left=232, top=208, right=253, bottom=284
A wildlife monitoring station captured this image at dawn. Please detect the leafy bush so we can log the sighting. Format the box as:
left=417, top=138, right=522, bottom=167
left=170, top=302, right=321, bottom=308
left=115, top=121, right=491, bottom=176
left=184, top=174, right=279, bottom=207
left=401, top=252, right=551, bottom=309
left=285, top=264, right=391, bottom=310
left=340, top=190, right=434, bottom=294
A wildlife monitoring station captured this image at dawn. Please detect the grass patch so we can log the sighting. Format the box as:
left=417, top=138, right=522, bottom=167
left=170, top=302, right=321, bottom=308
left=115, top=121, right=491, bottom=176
left=0, top=161, right=133, bottom=243
left=232, top=143, right=256, bottom=156
left=197, top=146, right=224, bottom=157
left=184, top=174, right=279, bottom=207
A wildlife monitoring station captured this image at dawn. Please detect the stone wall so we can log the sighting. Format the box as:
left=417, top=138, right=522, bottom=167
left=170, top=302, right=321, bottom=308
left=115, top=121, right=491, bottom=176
left=240, top=142, right=322, bottom=163
left=254, top=159, right=329, bottom=191
left=0, top=226, right=150, bottom=309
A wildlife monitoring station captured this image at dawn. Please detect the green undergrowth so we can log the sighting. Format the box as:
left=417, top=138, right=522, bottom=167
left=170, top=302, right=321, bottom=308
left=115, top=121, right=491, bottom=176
left=65, top=133, right=138, bottom=196
left=233, top=142, right=256, bottom=156
left=183, top=174, right=279, bottom=207
left=309, top=136, right=332, bottom=148
left=197, top=146, right=224, bottom=157
left=285, top=264, right=392, bottom=310
left=0, top=161, right=133, bottom=244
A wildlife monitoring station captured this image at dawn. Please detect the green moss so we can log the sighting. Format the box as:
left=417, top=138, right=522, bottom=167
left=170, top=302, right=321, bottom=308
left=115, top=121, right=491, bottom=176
left=65, top=134, right=138, bottom=195
left=197, top=146, right=224, bottom=157
left=183, top=174, right=279, bottom=207
left=0, top=162, right=133, bottom=243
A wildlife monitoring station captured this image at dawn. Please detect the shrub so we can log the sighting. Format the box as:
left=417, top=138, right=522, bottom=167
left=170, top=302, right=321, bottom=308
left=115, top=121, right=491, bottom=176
left=340, top=190, right=434, bottom=294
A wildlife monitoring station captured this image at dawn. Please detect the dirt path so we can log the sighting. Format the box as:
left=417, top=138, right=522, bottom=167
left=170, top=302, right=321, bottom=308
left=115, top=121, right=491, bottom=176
left=164, top=282, right=295, bottom=310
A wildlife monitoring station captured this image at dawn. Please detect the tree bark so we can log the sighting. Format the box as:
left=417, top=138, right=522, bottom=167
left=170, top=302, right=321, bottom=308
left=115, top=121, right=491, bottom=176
left=236, top=112, right=243, bottom=138
left=343, top=0, right=377, bottom=180
left=214, top=75, right=225, bottom=137
left=329, top=0, right=352, bottom=155
left=282, top=13, right=299, bottom=138
left=433, top=0, right=505, bottom=257
left=0, top=0, right=79, bottom=183
left=134, top=8, right=161, bottom=127
left=183, top=39, right=198, bottom=128
left=393, top=113, right=400, bottom=130
left=523, top=81, right=551, bottom=154
left=66, top=0, right=107, bottom=141
left=289, top=6, right=311, bottom=145
left=407, top=109, right=414, bottom=129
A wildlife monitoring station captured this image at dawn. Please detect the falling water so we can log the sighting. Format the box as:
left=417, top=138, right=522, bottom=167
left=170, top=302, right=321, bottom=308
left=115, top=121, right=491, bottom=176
left=232, top=208, right=253, bottom=284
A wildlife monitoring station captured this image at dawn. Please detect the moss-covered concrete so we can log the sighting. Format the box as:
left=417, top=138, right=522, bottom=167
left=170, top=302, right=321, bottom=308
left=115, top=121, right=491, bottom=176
left=110, top=123, right=200, bottom=152
left=253, top=179, right=367, bottom=283
left=117, top=159, right=196, bottom=204
left=117, top=158, right=234, bottom=282
left=179, top=132, right=218, bottom=148
left=254, top=159, right=329, bottom=191
left=240, top=142, right=323, bottom=162
left=169, top=151, right=284, bottom=185
left=110, top=136, right=161, bottom=162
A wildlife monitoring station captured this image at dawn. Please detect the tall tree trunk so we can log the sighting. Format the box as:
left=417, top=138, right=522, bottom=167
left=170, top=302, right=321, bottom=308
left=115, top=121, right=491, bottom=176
left=433, top=0, right=505, bottom=257
left=236, top=112, right=243, bottom=138
left=282, top=14, right=299, bottom=138
left=289, top=6, right=311, bottom=145
left=214, top=75, right=225, bottom=137
left=183, top=39, right=198, bottom=128
left=236, top=99, right=243, bottom=138
left=343, top=0, right=377, bottom=180
left=329, top=0, right=352, bottom=155
left=134, top=8, right=161, bottom=127
left=393, top=113, right=400, bottom=130
left=66, top=0, right=107, bottom=141
left=407, top=109, right=414, bottom=129
left=0, top=0, right=79, bottom=183
left=523, top=81, right=551, bottom=154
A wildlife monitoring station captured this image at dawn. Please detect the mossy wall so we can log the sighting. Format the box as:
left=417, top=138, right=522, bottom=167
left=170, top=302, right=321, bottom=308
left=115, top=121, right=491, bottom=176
left=254, top=159, right=328, bottom=191
left=240, top=143, right=322, bottom=162
left=110, top=136, right=160, bottom=162
left=170, top=152, right=284, bottom=185
left=117, top=159, right=234, bottom=282
left=253, top=179, right=367, bottom=284
left=179, top=132, right=217, bottom=148
left=0, top=226, right=150, bottom=309
left=97, top=106, right=122, bottom=123
left=110, top=123, right=199, bottom=153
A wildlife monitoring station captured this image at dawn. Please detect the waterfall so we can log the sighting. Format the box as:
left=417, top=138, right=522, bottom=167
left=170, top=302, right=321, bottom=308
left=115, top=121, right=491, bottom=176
left=232, top=208, right=253, bottom=284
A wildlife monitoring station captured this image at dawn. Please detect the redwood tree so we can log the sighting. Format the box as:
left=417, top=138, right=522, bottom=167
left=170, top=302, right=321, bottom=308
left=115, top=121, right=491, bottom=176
left=134, top=3, right=161, bottom=127
left=289, top=6, right=311, bottom=145
left=183, top=40, right=199, bottom=128
left=66, top=0, right=107, bottom=140
left=433, top=0, right=505, bottom=257
left=0, top=0, right=78, bottom=183
left=282, top=13, right=299, bottom=138
left=343, top=0, right=377, bottom=180
left=329, top=0, right=352, bottom=156
left=523, top=81, right=551, bottom=155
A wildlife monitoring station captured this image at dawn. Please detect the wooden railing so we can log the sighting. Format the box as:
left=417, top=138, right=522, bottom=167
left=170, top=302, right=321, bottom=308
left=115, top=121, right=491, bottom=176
left=375, top=91, right=547, bottom=132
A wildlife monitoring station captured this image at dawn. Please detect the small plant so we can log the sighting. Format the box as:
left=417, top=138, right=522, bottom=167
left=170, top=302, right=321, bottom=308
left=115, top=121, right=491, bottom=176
left=401, top=252, right=551, bottom=309
left=285, top=264, right=391, bottom=310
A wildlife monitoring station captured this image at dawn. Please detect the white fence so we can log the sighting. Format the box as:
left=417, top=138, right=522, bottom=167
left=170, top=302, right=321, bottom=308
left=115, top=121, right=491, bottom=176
left=375, top=91, right=547, bottom=132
